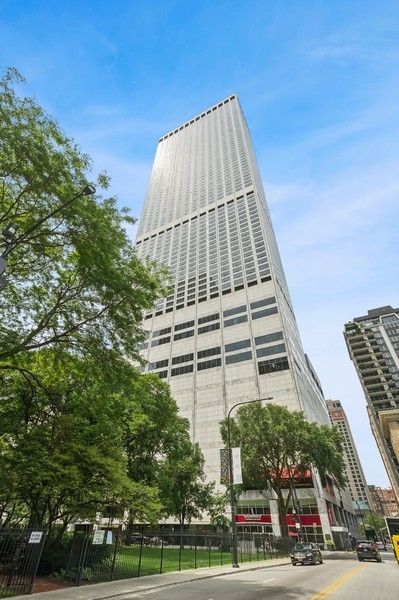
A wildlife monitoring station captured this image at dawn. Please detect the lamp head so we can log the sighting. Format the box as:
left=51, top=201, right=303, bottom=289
left=2, top=223, right=18, bottom=241
left=81, top=184, right=96, bottom=196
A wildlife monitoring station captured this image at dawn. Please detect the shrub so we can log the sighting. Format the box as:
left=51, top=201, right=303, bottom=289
left=37, top=532, right=74, bottom=576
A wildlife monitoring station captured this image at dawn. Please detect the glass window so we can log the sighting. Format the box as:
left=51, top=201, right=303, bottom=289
left=256, top=344, right=286, bottom=358
left=255, top=331, right=283, bottom=345
left=198, top=322, right=221, bottom=334
left=175, top=320, right=195, bottom=331
left=258, top=356, right=289, bottom=374
left=224, top=315, right=248, bottom=327
left=171, top=364, right=194, bottom=376
left=223, top=305, right=247, bottom=318
left=151, top=336, right=171, bottom=347
left=197, top=358, right=222, bottom=371
left=172, top=353, right=194, bottom=365
left=252, top=307, right=278, bottom=320
left=226, top=351, right=253, bottom=364
left=152, top=327, right=172, bottom=338
left=250, top=296, right=276, bottom=310
left=148, top=359, right=169, bottom=370
left=225, top=339, right=251, bottom=353
left=174, top=330, right=194, bottom=341
left=198, top=312, right=220, bottom=325
left=197, top=347, right=221, bottom=359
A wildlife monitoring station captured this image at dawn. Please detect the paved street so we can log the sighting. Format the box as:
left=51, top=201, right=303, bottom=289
left=113, top=552, right=399, bottom=600
left=11, top=551, right=399, bottom=600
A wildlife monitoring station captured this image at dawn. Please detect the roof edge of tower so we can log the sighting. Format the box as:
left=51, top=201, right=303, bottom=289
left=159, top=94, right=239, bottom=142
left=352, top=305, right=399, bottom=322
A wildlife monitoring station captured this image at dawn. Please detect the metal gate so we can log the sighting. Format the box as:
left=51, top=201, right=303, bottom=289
left=64, top=525, right=120, bottom=586
left=0, top=528, right=46, bottom=597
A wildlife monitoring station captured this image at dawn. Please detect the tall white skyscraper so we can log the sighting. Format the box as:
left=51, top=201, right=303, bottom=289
left=136, top=95, right=353, bottom=543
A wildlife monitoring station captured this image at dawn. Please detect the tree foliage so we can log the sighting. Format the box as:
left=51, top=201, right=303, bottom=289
left=220, top=402, right=346, bottom=536
left=363, top=512, right=385, bottom=534
left=0, top=67, right=169, bottom=372
left=207, top=492, right=231, bottom=531
left=0, top=67, right=196, bottom=533
left=159, top=439, right=215, bottom=528
left=0, top=351, right=163, bottom=533
left=122, top=373, right=191, bottom=487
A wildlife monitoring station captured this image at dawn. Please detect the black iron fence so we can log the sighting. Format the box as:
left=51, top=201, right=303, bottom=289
left=64, top=526, right=293, bottom=586
left=0, top=528, right=46, bottom=597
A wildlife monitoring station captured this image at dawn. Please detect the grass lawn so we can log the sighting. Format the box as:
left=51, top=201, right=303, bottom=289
left=110, top=545, right=273, bottom=579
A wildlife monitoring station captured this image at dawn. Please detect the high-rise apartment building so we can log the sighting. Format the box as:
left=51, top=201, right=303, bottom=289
left=136, top=95, right=354, bottom=544
left=326, top=399, right=372, bottom=508
left=344, top=306, right=399, bottom=506
left=368, top=485, right=399, bottom=517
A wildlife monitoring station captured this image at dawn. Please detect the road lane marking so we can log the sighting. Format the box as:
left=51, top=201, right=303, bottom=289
left=262, top=578, right=275, bottom=583
left=310, top=564, right=367, bottom=599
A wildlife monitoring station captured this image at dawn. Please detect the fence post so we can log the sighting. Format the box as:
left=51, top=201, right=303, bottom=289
left=137, top=530, right=144, bottom=578
left=159, top=533, right=165, bottom=574
left=178, top=531, right=183, bottom=571
left=76, top=529, right=90, bottom=587
left=109, top=527, right=120, bottom=581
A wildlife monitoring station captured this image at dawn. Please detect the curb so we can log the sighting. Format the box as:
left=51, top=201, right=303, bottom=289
left=97, top=559, right=292, bottom=600
left=13, top=558, right=292, bottom=600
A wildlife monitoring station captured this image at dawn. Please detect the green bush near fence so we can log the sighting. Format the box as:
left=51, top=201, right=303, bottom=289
left=37, top=533, right=74, bottom=576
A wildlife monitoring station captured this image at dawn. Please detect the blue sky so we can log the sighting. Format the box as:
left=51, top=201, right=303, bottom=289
left=1, top=1, right=398, bottom=487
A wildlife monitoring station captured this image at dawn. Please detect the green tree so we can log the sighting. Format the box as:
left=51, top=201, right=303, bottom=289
left=0, top=350, right=162, bottom=535
left=0, top=67, right=168, bottom=374
left=220, top=402, right=346, bottom=536
left=122, top=373, right=191, bottom=487
left=160, top=439, right=215, bottom=529
left=0, top=67, right=205, bottom=537
left=363, top=512, right=386, bottom=539
left=207, top=492, right=231, bottom=531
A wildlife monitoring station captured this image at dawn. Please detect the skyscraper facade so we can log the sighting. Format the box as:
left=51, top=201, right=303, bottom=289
left=136, top=95, right=351, bottom=543
left=326, top=400, right=372, bottom=508
left=368, top=485, right=399, bottom=517
left=344, top=306, right=399, bottom=506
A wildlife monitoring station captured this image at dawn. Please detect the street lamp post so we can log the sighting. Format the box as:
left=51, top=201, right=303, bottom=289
left=0, top=185, right=96, bottom=289
left=355, top=501, right=366, bottom=536
left=287, top=457, right=305, bottom=541
left=226, top=397, right=273, bottom=568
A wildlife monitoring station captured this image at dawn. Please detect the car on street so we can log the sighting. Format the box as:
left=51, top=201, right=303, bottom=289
left=290, top=542, right=323, bottom=566
left=356, top=540, right=382, bottom=562
left=375, top=541, right=386, bottom=551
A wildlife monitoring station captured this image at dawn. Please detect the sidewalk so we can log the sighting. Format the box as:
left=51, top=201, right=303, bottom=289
left=13, top=557, right=291, bottom=600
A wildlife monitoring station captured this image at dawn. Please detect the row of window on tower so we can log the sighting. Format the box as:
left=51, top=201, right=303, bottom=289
left=139, top=297, right=278, bottom=350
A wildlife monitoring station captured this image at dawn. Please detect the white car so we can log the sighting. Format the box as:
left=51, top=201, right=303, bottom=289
left=375, top=541, right=386, bottom=551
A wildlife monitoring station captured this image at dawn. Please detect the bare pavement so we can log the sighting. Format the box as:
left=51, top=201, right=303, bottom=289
left=13, top=557, right=291, bottom=600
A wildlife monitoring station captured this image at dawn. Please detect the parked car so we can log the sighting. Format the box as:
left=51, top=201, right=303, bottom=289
left=290, top=542, right=323, bottom=566
left=130, top=534, right=151, bottom=545
left=149, top=536, right=169, bottom=546
left=375, top=541, right=386, bottom=551
left=356, top=540, right=382, bottom=562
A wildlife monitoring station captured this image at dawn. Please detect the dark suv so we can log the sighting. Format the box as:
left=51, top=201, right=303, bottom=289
left=356, top=540, right=382, bottom=562
left=290, top=542, right=323, bottom=566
